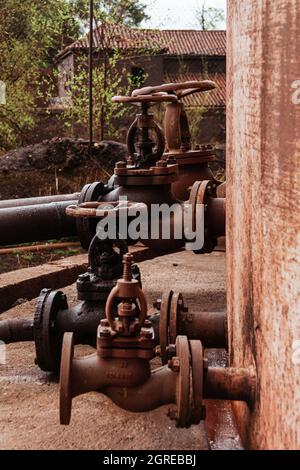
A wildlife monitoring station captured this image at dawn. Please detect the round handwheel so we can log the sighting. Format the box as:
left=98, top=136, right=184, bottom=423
left=59, top=332, right=74, bottom=425
left=112, top=94, right=178, bottom=104
left=76, top=182, right=106, bottom=251
left=34, top=289, right=68, bottom=373
left=132, top=80, right=216, bottom=98
left=175, top=335, right=192, bottom=428
left=66, top=201, right=147, bottom=218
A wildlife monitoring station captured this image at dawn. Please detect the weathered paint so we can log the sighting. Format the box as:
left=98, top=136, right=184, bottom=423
left=227, top=0, right=300, bottom=450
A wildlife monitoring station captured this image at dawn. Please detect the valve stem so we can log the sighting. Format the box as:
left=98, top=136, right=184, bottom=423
left=123, top=253, right=133, bottom=281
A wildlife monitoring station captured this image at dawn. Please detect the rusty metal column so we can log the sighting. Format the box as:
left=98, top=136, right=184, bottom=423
left=227, top=1, right=300, bottom=450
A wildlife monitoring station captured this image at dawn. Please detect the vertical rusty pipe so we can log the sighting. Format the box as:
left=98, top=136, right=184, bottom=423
left=227, top=0, right=300, bottom=450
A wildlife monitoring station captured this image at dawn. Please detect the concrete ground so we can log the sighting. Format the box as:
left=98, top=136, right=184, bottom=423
left=0, top=251, right=226, bottom=450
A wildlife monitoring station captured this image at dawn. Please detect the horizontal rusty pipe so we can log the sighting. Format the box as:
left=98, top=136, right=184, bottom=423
left=0, top=242, right=80, bottom=255
left=150, top=310, right=227, bottom=349
left=208, top=197, right=226, bottom=238
left=178, top=311, right=227, bottom=349
left=204, top=367, right=256, bottom=405
left=0, top=201, right=77, bottom=245
left=0, top=193, right=80, bottom=210
left=0, top=318, right=34, bottom=343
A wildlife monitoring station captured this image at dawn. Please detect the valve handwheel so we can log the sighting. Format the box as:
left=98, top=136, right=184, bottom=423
left=132, top=81, right=217, bottom=153
left=112, top=94, right=178, bottom=104
left=132, top=80, right=216, bottom=98
left=66, top=200, right=147, bottom=218
left=112, top=93, right=178, bottom=167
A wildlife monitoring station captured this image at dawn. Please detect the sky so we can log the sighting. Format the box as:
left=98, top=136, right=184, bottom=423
left=142, top=0, right=227, bottom=30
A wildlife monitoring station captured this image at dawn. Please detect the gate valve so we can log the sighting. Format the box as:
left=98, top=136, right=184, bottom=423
left=131, top=81, right=221, bottom=201
left=131, top=80, right=216, bottom=153
left=112, top=93, right=178, bottom=168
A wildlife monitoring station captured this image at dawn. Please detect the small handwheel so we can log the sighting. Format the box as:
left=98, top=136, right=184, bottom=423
left=132, top=80, right=216, bottom=98
left=76, top=182, right=105, bottom=250
left=59, top=332, right=74, bottom=425
left=66, top=201, right=147, bottom=218
left=34, top=289, right=68, bottom=373
left=112, top=94, right=178, bottom=104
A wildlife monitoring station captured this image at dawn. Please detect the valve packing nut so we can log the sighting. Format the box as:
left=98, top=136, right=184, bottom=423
left=99, top=328, right=111, bottom=338
left=116, top=161, right=127, bottom=169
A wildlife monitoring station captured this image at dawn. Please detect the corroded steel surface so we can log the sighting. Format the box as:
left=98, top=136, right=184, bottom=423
left=227, top=0, right=300, bottom=450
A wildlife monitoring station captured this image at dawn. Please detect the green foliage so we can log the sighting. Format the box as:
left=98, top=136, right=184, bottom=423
left=74, top=0, right=150, bottom=27
left=0, top=0, right=83, bottom=149
left=196, top=1, right=225, bottom=31
left=60, top=49, right=131, bottom=140
left=0, top=0, right=150, bottom=150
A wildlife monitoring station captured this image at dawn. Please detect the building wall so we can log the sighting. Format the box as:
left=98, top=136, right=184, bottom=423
left=227, top=0, right=300, bottom=450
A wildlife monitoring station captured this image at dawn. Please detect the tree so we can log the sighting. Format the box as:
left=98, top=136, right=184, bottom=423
left=0, top=0, right=150, bottom=150
left=196, top=1, right=225, bottom=31
left=0, top=0, right=83, bottom=149
left=73, top=0, right=150, bottom=28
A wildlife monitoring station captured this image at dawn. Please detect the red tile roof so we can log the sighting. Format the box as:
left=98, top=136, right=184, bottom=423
left=157, top=30, right=226, bottom=56
left=57, top=23, right=226, bottom=59
left=165, top=73, right=226, bottom=107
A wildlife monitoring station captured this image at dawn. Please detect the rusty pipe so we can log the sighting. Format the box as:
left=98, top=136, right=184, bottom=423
left=204, top=367, right=256, bottom=405
left=150, top=310, right=227, bottom=349
left=0, top=193, right=80, bottom=210
left=179, top=311, right=227, bottom=349
left=208, top=197, right=226, bottom=238
left=0, top=318, right=34, bottom=343
left=0, top=201, right=77, bottom=245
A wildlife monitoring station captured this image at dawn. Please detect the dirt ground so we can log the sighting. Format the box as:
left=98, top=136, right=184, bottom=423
left=0, top=251, right=226, bottom=450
